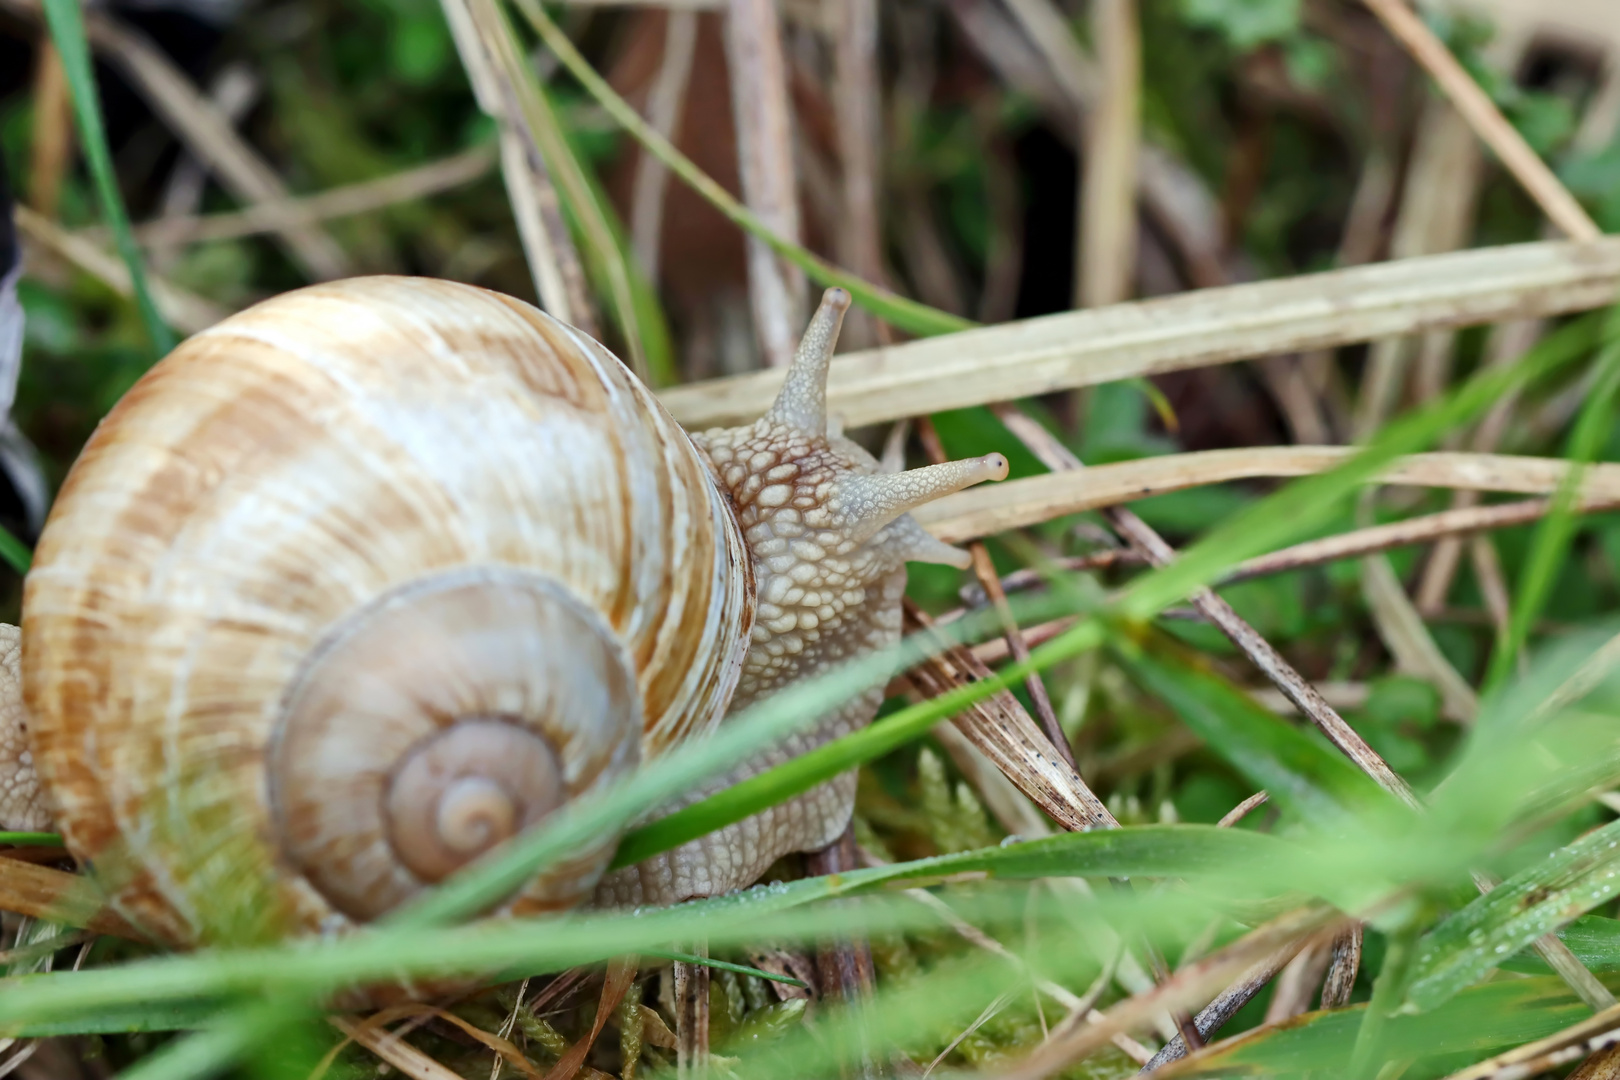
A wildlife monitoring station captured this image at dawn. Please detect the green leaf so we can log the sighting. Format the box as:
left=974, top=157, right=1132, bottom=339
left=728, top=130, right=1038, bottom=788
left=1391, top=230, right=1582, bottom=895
left=40, top=0, right=176, bottom=357
left=0, top=848, right=1230, bottom=1032
left=1406, top=819, right=1620, bottom=1013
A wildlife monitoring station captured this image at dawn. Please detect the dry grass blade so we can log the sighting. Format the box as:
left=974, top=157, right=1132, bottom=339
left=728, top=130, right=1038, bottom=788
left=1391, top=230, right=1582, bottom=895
left=914, top=448, right=1620, bottom=544
left=1358, top=0, right=1600, bottom=242
left=332, top=1003, right=547, bottom=1080
left=330, top=1014, right=468, bottom=1080
left=0, top=0, right=353, bottom=281
left=833, top=0, right=885, bottom=349
left=125, top=147, right=497, bottom=248
left=1362, top=552, right=1480, bottom=722
left=914, top=417, right=1073, bottom=770
left=1262, top=939, right=1333, bottom=1023
left=27, top=41, right=71, bottom=220
left=724, top=0, right=805, bottom=367
left=929, top=722, right=1051, bottom=839
left=674, top=950, right=710, bottom=1075
left=1228, top=495, right=1598, bottom=584
left=902, top=601, right=1115, bottom=831
left=1140, top=941, right=1310, bottom=1070
left=924, top=985, right=1018, bottom=1077
left=629, top=11, right=696, bottom=283
left=1000, top=908, right=1345, bottom=1079
left=440, top=0, right=595, bottom=331
left=854, top=847, right=1154, bottom=1065
left=542, top=958, right=637, bottom=1080
left=1076, top=0, right=1139, bottom=309
left=0, top=857, right=139, bottom=941
left=657, top=237, right=1620, bottom=430
left=16, top=205, right=229, bottom=333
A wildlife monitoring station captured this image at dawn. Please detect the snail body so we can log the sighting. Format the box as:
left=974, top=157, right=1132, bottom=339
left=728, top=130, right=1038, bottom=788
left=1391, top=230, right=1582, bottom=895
left=3, top=277, right=1005, bottom=948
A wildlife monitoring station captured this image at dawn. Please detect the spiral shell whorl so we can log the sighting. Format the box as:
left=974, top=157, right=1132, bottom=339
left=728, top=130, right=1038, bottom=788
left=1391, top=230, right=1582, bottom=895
left=21, top=277, right=752, bottom=945
left=270, top=567, right=640, bottom=921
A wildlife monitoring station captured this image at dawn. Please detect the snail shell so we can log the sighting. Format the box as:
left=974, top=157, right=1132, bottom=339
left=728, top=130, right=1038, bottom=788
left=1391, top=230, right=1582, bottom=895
left=15, top=277, right=1006, bottom=948
left=21, top=277, right=751, bottom=944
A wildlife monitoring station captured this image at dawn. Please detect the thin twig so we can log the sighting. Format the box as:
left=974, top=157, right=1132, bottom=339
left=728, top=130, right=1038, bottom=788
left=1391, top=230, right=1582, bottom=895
left=1138, top=939, right=1309, bottom=1071
left=1215, top=791, right=1269, bottom=828
left=724, top=0, right=806, bottom=367
left=994, top=402, right=1417, bottom=799
left=118, top=146, right=497, bottom=249
left=16, top=204, right=230, bottom=333
left=1358, top=0, right=1601, bottom=241
left=915, top=417, right=1075, bottom=770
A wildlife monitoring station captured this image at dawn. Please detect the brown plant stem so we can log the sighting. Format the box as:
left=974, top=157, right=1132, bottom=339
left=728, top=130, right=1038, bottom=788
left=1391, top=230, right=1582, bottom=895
left=724, top=0, right=805, bottom=367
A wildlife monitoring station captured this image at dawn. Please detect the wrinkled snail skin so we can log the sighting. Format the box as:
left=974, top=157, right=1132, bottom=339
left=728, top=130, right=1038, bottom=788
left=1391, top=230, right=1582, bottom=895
left=594, top=294, right=1007, bottom=906
left=0, top=625, right=48, bottom=832
left=0, top=277, right=1007, bottom=950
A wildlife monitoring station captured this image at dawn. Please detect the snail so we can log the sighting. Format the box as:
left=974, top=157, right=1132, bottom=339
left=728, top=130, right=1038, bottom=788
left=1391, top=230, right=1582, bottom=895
left=0, top=276, right=1007, bottom=948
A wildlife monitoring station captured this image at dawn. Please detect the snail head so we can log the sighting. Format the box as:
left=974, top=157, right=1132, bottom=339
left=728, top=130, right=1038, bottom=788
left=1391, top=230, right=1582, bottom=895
left=692, top=289, right=1007, bottom=697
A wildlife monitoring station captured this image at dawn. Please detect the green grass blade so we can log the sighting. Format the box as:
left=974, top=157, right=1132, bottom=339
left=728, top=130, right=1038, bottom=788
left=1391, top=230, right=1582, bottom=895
left=1120, top=308, right=1614, bottom=621
left=1110, top=639, right=1398, bottom=826
left=1485, top=326, right=1620, bottom=692
left=509, top=0, right=971, bottom=340
left=39, top=0, right=176, bottom=357
left=1177, top=977, right=1591, bottom=1075
left=610, top=616, right=1107, bottom=868
left=0, top=830, right=63, bottom=845
left=645, top=951, right=808, bottom=987
left=0, top=880, right=1213, bottom=1030
left=0, top=524, right=30, bottom=574
left=1406, top=818, right=1620, bottom=1013
left=1503, top=915, right=1620, bottom=975
left=110, top=998, right=315, bottom=1080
